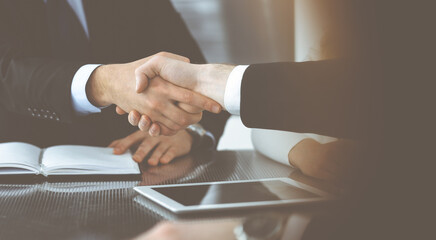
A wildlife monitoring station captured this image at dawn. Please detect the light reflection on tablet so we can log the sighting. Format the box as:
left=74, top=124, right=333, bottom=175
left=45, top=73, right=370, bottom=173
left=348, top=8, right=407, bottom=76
left=152, top=180, right=319, bottom=206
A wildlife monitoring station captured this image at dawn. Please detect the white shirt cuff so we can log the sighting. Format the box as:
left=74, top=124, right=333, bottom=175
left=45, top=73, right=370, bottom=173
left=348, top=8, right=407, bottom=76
left=251, top=129, right=338, bottom=167
left=71, top=64, right=103, bottom=115
left=251, top=129, right=310, bottom=166
left=224, top=65, right=249, bottom=115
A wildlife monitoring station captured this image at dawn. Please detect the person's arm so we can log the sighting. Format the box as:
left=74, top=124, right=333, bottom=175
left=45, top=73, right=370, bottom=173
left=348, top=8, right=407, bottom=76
left=134, top=55, right=373, bottom=139
left=240, top=60, right=371, bottom=138
left=252, top=129, right=310, bottom=166
left=0, top=5, right=85, bottom=122
left=0, top=18, right=220, bottom=134
left=70, top=64, right=105, bottom=115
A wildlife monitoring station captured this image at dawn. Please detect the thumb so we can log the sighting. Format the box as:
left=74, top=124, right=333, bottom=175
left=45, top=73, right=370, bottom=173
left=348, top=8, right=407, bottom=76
left=116, top=106, right=127, bottom=115
left=135, top=52, right=191, bottom=93
left=178, top=103, right=203, bottom=114
left=135, top=74, right=149, bottom=93
left=135, top=56, right=198, bottom=93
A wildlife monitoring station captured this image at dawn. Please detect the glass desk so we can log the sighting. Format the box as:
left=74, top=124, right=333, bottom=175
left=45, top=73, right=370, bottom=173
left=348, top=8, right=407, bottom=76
left=0, top=150, right=339, bottom=240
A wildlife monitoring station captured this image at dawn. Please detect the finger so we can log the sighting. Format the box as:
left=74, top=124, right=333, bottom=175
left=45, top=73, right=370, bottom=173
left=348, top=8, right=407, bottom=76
left=159, top=124, right=177, bottom=136
left=116, top=106, right=127, bottom=115
left=178, top=102, right=202, bottom=114
left=149, top=123, right=161, bottom=137
left=113, top=131, right=145, bottom=155
left=171, top=87, right=222, bottom=114
left=128, top=111, right=141, bottom=126
left=151, top=109, right=183, bottom=132
left=148, top=143, right=171, bottom=166
left=157, top=51, right=191, bottom=63
left=159, top=148, right=177, bottom=165
left=135, top=52, right=190, bottom=93
left=108, top=140, right=120, bottom=148
left=138, top=115, right=152, bottom=132
left=159, top=102, right=202, bottom=130
left=132, top=138, right=159, bottom=163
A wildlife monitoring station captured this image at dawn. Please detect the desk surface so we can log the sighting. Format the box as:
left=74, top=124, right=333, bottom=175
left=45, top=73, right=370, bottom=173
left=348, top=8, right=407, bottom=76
left=0, top=150, right=338, bottom=240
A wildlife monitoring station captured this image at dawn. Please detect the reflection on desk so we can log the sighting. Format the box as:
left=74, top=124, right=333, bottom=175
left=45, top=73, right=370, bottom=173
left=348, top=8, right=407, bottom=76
left=0, top=150, right=337, bottom=240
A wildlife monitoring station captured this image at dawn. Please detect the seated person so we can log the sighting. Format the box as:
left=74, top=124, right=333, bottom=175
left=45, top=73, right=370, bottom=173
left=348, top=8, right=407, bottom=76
left=251, top=3, right=357, bottom=181
left=0, top=0, right=228, bottom=162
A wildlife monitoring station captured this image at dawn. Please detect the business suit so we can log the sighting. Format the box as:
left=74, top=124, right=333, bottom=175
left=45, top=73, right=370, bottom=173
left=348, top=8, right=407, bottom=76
left=0, top=0, right=229, bottom=148
left=240, top=59, right=373, bottom=139
left=238, top=1, right=434, bottom=239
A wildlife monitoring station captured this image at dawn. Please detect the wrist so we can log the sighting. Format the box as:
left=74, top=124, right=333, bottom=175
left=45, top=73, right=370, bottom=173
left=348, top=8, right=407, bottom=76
left=87, top=65, right=113, bottom=107
left=198, top=64, right=235, bottom=107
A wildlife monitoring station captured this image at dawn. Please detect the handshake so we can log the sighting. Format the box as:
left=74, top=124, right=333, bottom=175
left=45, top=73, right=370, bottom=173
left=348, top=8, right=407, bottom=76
left=87, top=52, right=235, bottom=136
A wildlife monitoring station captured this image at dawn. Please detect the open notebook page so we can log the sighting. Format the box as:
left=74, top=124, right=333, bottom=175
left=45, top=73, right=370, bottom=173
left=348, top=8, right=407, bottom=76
left=41, top=145, right=140, bottom=175
left=0, top=142, right=41, bottom=175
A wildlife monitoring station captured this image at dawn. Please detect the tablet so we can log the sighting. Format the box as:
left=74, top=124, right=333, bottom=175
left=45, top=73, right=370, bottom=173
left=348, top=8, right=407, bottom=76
left=134, top=178, right=335, bottom=214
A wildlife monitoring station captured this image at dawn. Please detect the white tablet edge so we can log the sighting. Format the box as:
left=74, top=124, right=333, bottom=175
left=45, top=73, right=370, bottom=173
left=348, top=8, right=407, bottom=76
left=134, top=178, right=336, bottom=214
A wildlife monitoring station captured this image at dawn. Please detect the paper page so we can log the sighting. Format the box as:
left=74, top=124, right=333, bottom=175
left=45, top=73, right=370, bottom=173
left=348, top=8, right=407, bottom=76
left=0, top=142, right=41, bottom=174
left=41, top=145, right=140, bottom=175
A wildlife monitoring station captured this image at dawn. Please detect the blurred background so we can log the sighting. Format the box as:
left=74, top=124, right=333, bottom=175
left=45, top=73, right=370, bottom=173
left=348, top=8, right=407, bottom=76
left=170, top=0, right=319, bottom=150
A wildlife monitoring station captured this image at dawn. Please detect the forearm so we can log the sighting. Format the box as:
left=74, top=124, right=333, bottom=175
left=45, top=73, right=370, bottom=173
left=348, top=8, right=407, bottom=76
left=240, top=60, right=373, bottom=139
left=196, top=64, right=235, bottom=107
left=86, top=64, right=116, bottom=107
left=252, top=129, right=310, bottom=166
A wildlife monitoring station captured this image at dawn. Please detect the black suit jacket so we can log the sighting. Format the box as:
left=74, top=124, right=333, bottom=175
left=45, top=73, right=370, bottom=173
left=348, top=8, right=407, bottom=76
left=239, top=1, right=434, bottom=239
left=240, top=59, right=373, bottom=139
left=0, top=0, right=229, bottom=148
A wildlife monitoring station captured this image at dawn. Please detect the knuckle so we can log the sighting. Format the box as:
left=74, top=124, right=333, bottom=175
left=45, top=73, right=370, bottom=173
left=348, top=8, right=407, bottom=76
left=182, top=91, right=194, bottom=103
left=134, top=67, right=141, bottom=76
left=166, top=151, right=175, bottom=159
left=157, top=51, right=169, bottom=57
left=178, top=116, right=189, bottom=126
left=153, top=150, right=163, bottom=157
left=148, top=99, right=161, bottom=110
left=150, top=55, right=164, bottom=66
left=135, top=148, right=145, bottom=156
left=137, top=144, right=150, bottom=154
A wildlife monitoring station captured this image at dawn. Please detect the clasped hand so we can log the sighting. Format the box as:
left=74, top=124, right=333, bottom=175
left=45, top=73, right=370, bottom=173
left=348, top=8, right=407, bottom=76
left=87, top=52, right=224, bottom=136
left=115, top=52, right=234, bottom=135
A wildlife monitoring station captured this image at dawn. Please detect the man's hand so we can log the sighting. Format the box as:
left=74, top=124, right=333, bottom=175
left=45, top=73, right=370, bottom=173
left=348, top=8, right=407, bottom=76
left=126, top=52, right=235, bottom=134
left=108, top=130, right=193, bottom=166
left=288, top=139, right=356, bottom=181
left=86, top=52, right=222, bottom=136
left=135, top=52, right=235, bottom=108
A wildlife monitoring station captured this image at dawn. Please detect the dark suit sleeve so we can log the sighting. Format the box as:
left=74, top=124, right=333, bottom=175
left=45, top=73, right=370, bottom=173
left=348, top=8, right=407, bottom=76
left=240, top=60, right=376, bottom=139
left=0, top=4, right=84, bottom=123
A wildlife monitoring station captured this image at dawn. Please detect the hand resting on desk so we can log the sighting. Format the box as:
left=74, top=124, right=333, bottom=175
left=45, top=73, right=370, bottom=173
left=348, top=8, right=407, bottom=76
left=109, top=130, right=193, bottom=166
left=289, top=139, right=357, bottom=182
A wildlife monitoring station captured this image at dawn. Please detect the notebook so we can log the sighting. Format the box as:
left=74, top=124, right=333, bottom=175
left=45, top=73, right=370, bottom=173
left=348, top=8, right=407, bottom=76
left=0, top=142, right=140, bottom=176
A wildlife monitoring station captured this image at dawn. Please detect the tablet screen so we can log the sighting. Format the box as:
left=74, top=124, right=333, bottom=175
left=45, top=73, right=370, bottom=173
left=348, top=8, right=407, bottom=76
left=152, top=180, right=320, bottom=206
